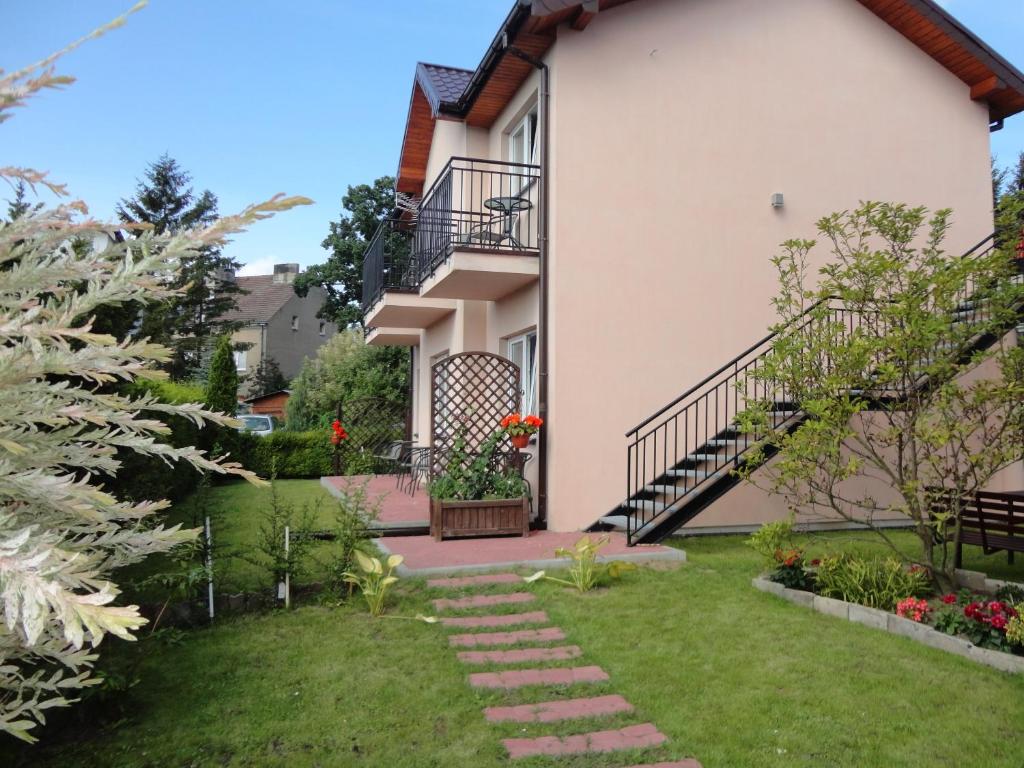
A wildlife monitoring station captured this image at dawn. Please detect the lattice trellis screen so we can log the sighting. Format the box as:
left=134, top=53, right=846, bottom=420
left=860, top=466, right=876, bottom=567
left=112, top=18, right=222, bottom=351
left=336, top=396, right=409, bottom=471
left=431, top=352, right=521, bottom=463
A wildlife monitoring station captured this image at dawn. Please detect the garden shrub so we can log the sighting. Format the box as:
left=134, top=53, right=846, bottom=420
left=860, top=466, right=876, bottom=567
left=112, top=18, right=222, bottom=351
left=240, top=431, right=334, bottom=478
left=814, top=554, right=930, bottom=611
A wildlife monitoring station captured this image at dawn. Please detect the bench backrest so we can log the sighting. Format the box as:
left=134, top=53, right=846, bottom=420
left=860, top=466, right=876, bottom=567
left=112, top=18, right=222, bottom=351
left=959, top=491, right=1022, bottom=539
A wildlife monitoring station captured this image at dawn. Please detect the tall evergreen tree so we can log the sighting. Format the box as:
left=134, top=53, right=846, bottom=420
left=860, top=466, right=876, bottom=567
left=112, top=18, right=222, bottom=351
left=117, top=155, right=243, bottom=379
left=4, top=180, right=42, bottom=221
left=293, top=176, right=398, bottom=326
left=205, top=335, right=240, bottom=416
left=249, top=356, right=289, bottom=398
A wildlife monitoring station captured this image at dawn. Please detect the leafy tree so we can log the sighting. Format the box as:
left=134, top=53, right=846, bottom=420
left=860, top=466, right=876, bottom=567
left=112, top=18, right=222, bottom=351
left=739, top=202, right=1024, bottom=589
left=117, top=154, right=243, bottom=378
left=205, top=334, right=240, bottom=416
left=249, top=355, right=289, bottom=397
left=0, top=30, right=311, bottom=741
left=286, top=328, right=408, bottom=430
left=293, top=176, right=399, bottom=326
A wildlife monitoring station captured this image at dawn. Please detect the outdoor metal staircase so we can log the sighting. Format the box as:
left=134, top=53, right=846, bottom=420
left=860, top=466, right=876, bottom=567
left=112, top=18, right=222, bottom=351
left=599, top=234, right=1022, bottom=546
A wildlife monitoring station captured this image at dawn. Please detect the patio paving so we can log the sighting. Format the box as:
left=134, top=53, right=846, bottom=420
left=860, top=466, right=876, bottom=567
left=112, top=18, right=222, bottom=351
left=320, top=474, right=429, bottom=527
left=376, top=530, right=685, bottom=576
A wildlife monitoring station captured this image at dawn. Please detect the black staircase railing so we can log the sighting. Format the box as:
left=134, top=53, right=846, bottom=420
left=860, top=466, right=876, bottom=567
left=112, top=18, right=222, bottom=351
left=361, top=218, right=416, bottom=314
left=413, top=157, right=541, bottom=281
left=623, top=301, right=865, bottom=544
left=620, top=233, right=1018, bottom=546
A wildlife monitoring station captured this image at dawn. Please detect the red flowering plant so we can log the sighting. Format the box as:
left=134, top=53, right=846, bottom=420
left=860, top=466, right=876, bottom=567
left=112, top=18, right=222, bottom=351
left=500, top=413, right=543, bottom=438
left=896, top=597, right=931, bottom=623
left=934, top=592, right=1021, bottom=653
left=330, top=419, right=348, bottom=446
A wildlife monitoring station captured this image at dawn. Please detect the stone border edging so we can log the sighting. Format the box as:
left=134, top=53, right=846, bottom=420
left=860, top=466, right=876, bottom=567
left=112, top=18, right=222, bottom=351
left=751, top=577, right=1024, bottom=675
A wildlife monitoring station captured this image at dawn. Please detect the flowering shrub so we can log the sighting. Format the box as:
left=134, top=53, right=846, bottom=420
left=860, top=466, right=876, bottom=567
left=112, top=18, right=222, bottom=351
left=770, top=548, right=813, bottom=590
left=330, top=419, right=349, bottom=444
left=501, top=413, right=543, bottom=438
left=896, top=597, right=931, bottom=622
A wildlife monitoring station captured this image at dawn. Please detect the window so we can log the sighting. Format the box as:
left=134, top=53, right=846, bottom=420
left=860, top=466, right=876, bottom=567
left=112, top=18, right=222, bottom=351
left=509, top=107, right=538, bottom=167
left=233, top=350, right=247, bottom=372
left=505, top=330, right=537, bottom=416
left=291, top=315, right=299, bottom=331
left=319, top=320, right=326, bottom=336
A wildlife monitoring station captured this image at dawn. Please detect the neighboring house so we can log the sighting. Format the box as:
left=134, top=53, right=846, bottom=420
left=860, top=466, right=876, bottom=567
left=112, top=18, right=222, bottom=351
left=243, top=389, right=291, bottom=422
left=362, top=0, right=1024, bottom=536
left=225, top=263, right=337, bottom=393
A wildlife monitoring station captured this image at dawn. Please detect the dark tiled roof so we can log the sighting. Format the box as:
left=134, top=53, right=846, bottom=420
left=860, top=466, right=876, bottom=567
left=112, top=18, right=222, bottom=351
left=222, top=276, right=296, bottom=324
left=416, top=62, right=474, bottom=114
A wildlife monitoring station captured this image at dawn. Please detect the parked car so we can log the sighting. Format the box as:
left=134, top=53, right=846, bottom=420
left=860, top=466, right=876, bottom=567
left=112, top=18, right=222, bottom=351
left=237, top=414, right=276, bottom=436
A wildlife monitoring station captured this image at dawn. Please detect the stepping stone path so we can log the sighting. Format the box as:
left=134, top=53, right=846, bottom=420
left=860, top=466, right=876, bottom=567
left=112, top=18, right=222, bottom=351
left=429, top=571, right=702, bottom=766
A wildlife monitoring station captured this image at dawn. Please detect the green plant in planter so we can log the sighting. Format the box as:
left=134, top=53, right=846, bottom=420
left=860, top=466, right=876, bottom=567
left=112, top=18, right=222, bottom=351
left=524, top=535, right=636, bottom=592
left=428, top=427, right=528, bottom=501
left=1007, top=607, right=1024, bottom=649
left=342, top=551, right=403, bottom=617
left=814, top=554, right=930, bottom=611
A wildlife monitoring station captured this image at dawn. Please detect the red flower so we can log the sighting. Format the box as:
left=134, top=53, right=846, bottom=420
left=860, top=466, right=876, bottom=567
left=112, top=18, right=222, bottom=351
left=810, top=558, right=821, bottom=566
left=941, top=593, right=957, bottom=605
left=990, top=614, right=1008, bottom=630
left=896, top=597, right=930, bottom=623
left=330, top=419, right=348, bottom=440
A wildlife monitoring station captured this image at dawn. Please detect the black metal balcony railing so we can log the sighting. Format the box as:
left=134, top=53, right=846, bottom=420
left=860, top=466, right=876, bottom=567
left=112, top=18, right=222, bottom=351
left=360, top=218, right=416, bottom=314
left=361, top=157, right=542, bottom=315
left=413, top=157, right=541, bottom=281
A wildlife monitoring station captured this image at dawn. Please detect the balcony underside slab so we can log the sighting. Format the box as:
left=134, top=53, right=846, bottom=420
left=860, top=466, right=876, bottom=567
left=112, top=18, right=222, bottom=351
left=419, top=250, right=539, bottom=301
left=366, top=327, right=421, bottom=347
left=364, top=292, right=455, bottom=329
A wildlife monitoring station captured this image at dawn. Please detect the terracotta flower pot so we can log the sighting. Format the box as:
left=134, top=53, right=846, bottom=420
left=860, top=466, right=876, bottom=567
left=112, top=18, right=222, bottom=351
left=510, top=433, right=530, bottom=449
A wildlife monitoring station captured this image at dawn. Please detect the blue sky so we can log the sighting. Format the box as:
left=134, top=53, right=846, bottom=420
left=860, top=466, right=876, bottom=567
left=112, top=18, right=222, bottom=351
left=3, top=0, right=1023, bottom=274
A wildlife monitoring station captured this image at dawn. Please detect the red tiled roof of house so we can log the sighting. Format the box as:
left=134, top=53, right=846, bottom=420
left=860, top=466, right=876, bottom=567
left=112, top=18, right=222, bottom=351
left=222, top=276, right=295, bottom=324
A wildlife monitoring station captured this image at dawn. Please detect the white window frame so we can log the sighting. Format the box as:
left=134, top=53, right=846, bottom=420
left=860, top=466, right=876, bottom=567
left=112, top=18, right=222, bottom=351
left=291, top=315, right=299, bottom=331
left=509, top=107, right=538, bottom=167
left=504, top=330, right=537, bottom=416
left=233, top=350, right=247, bottom=373
left=319, top=320, right=326, bottom=336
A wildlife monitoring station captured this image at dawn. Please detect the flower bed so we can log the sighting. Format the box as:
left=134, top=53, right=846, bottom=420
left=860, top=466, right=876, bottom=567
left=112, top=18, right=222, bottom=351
left=752, top=573, right=1024, bottom=674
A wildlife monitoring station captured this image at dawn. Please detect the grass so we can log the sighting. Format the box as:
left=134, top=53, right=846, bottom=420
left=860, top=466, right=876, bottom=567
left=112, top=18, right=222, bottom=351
left=6, top=483, right=1024, bottom=767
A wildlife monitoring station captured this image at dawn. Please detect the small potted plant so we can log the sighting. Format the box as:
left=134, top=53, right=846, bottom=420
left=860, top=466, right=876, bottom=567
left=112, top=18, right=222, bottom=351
left=501, top=413, right=543, bottom=449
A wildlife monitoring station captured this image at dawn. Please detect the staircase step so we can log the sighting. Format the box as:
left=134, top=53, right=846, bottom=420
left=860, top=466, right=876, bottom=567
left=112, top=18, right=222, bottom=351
left=427, top=572, right=521, bottom=588
left=644, top=483, right=681, bottom=495
left=598, top=514, right=630, bottom=530
left=448, top=627, right=566, bottom=648
left=484, top=694, right=633, bottom=723
left=665, top=468, right=713, bottom=479
left=441, top=611, right=548, bottom=629
left=469, top=665, right=609, bottom=690
left=705, top=438, right=744, bottom=447
left=503, top=723, right=667, bottom=759
left=687, top=453, right=736, bottom=463
left=625, top=499, right=668, bottom=513
left=459, top=645, right=583, bottom=665
left=433, top=592, right=535, bottom=612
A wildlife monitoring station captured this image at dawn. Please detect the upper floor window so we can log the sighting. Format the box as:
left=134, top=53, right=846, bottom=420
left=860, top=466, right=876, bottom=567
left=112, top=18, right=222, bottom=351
left=509, top=107, right=538, bottom=168
left=233, top=350, right=247, bottom=372
left=291, top=315, right=299, bottom=331
left=319, top=320, right=327, bottom=336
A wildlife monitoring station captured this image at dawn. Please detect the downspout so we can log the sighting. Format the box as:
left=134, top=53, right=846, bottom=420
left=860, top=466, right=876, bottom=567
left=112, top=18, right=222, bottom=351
left=507, top=45, right=550, bottom=530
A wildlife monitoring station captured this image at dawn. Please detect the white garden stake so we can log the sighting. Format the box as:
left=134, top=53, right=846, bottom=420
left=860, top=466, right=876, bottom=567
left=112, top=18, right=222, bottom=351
left=204, top=516, right=215, bottom=620
left=284, top=525, right=291, bottom=609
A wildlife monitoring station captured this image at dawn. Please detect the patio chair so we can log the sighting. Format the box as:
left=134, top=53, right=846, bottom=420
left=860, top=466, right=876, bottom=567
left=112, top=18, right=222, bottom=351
left=462, top=212, right=520, bottom=248
left=405, top=447, right=433, bottom=497
left=374, top=440, right=409, bottom=478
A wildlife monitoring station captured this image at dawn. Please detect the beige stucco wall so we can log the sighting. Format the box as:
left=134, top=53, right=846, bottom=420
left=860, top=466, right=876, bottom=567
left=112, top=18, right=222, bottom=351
left=544, top=0, right=998, bottom=531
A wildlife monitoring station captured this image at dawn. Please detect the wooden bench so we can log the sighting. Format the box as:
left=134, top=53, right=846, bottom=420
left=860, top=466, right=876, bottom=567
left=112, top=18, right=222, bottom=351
left=950, top=491, right=1023, bottom=567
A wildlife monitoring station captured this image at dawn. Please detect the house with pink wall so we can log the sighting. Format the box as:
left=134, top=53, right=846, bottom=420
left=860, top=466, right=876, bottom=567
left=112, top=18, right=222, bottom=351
left=362, top=0, right=1024, bottom=540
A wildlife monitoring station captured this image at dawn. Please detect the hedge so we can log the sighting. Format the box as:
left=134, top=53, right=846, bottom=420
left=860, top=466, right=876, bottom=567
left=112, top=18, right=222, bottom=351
left=238, top=430, right=334, bottom=479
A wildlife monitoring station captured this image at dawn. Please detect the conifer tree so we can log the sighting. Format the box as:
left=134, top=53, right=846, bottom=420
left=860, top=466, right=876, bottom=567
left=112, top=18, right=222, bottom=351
left=205, top=334, right=240, bottom=416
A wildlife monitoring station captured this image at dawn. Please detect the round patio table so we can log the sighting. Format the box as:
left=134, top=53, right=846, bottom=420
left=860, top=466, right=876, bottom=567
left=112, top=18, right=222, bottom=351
left=483, top=195, right=532, bottom=248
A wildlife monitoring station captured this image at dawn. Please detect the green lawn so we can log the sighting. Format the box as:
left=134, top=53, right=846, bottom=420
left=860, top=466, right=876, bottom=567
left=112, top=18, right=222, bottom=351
left=6, top=504, right=1023, bottom=768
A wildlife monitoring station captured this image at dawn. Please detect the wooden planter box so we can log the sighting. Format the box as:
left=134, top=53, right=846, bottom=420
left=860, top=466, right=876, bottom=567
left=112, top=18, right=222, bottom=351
left=430, top=497, right=529, bottom=541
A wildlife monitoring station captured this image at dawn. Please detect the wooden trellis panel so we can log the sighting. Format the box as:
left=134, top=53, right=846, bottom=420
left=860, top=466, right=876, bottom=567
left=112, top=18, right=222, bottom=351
left=336, top=396, right=409, bottom=472
left=431, top=352, right=521, bottom=462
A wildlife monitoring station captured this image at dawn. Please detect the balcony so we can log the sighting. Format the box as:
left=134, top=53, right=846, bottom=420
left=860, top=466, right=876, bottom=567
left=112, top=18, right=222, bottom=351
left=361, top=158, right=542, bottom=331
left=361, top=218, right=455, bottom=330
left=415, top=158, right=541, bottom=301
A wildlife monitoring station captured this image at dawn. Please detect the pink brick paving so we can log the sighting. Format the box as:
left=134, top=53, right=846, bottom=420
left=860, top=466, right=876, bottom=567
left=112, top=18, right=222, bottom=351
left=432, top=591, right=535, bottom=611
left=431, top=571, right=702, bottom=766
left=502, top=723, right=668, bottom=759
left=448, top=626, right=566, bottom=647
left=427, top=573, right=522, bottom=588
left=484, top=694, right=633, bottom=723
left=469, top=665, right=609, bottom=690
left=440, top=610, right=547, bottom=628
left=457, top=645, right=582, bottom=665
